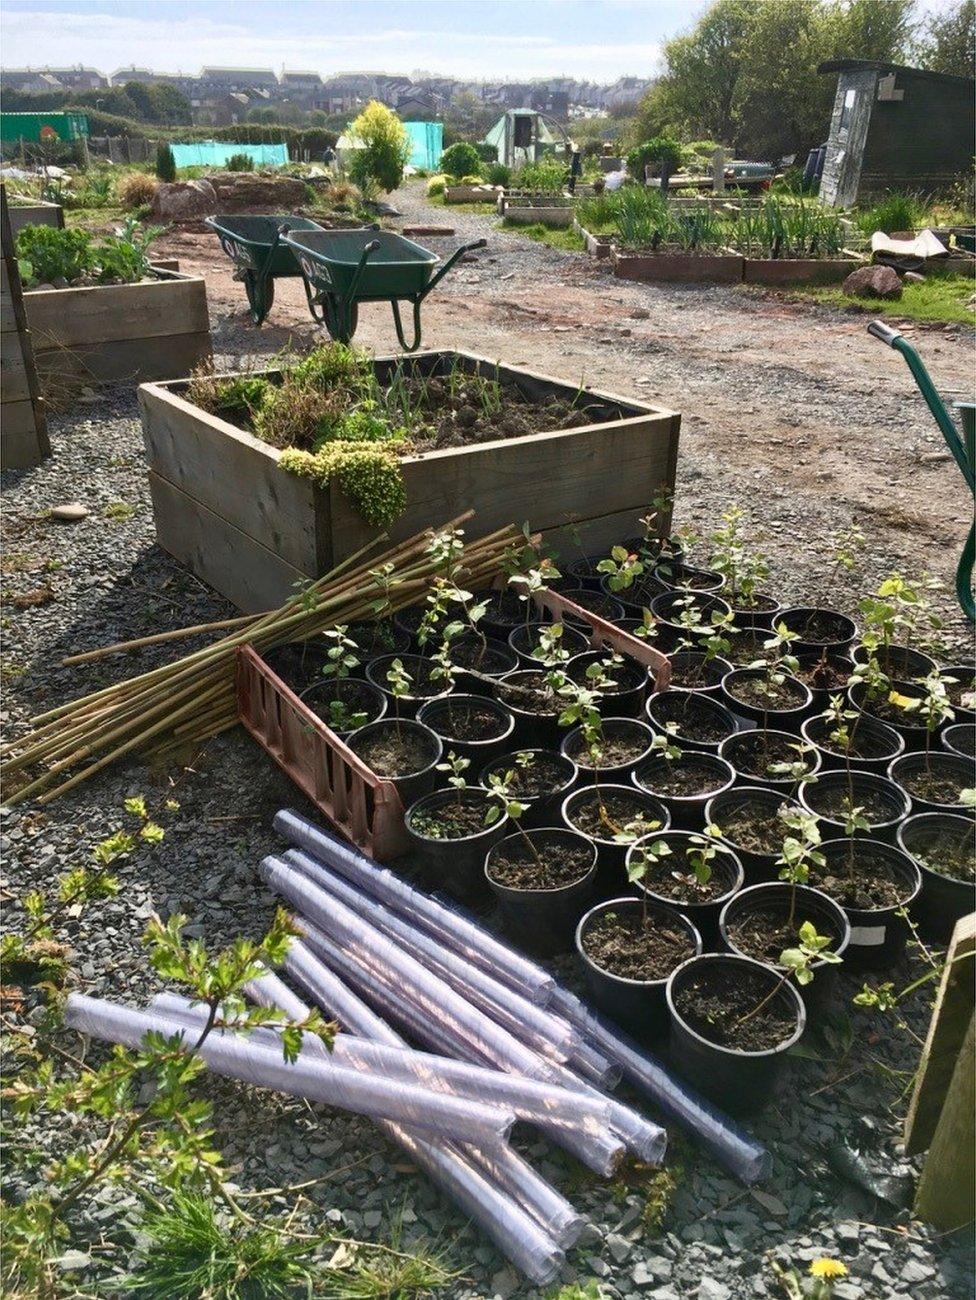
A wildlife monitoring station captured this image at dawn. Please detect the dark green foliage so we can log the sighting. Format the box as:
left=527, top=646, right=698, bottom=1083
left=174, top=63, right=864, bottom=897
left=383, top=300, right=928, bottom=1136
left=626, top=137, right=684, bottom=177
left=15, top=225, right=92, bottom=284
left=156, top=141, right=176, bottom=182
left=225, top=152, right=256, bottom=172
left=440, top=141, right=483, bottom=180
left=485, top=162, right=512, bottom=186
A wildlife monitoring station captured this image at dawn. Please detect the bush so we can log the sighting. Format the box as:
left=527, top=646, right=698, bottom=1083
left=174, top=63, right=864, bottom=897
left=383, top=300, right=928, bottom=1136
left=514, top=159, right=566, bottom=193
left=485, top=162, right=511, bottom=187
left=439, top=142, right=483, bottom=180
left=225, top=152, right=255, bottom=172
left=474, top=142, right=498, bottom=164
left=347, top=100, right=411, bottom=193
left=459, top=174, right=483, bottom=185
left=155, top=142, right=176, bottom=182
left=118, top=172, right=158, bottom=209
left=15, top=225, right=92, bottom=285
left=326, top=180, right=362, bottom=210
left=426, top=174, right=447, bottom=197
left=626, top=137, right=683, bottom=178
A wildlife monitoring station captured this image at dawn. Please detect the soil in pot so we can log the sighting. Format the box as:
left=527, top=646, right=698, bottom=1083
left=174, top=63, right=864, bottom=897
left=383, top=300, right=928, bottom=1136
left=720, top=729, right=820, bottom=788
left=801, top=713, right=903, bottom=771
left=509, top=620, right=588, bottom=666
left=300, top=678, right=386, bottom=735
left=486, top=827, right=597, bottom=954
left=565, top=555, right=604, bottom=590
left=365, top=653, right=450, bottom=710
left=809, top=840, right=914, bottom=912
left=562, top=719, right=654, bottom=774
left=668, top=651, right=732, bottom=694
left=347, top=719, right=441, bottom=804
left=722, top=885, right=849, bottom=979
left=646, top=692, right=737, bottom=749
left=633, top=752, right=735, bottom=812
left=347, top=619, right=411, bottom=659
left=653, top=563, right=725, bottom=594
left=581, top=902, right=697, bottom=982
left=393, top=604, right=447, bottom=645
left=409, top=790, right=492, bottom=840
left=724, top=625, right=774, bottom=667
left=262, top=642, right=328, bottom=694
left=487, top=828, right=594, bottom=891
left=852, top=642, right=934, bottom=680
left=607, top=573, right=669, bottom=614
left=564, top=785, right=667, bottom=844
left=710, top=789, right=799, bottom=860
left=721, top=668, right=810, bottom=728
left=629, top=832, right=742, bottom=911
left=800, top=771, right=909, bottom=835
left=889, top=751, right=973, bottom=812
left=480, top=748, right=576, bottom=824
left=477, top=588, right=534, bottom=637
left=727, top=592, right=780, bottom=625
left=451, top=635, right=518, bottom=678
left=651, top=591, right=732, bottom=637
left=849, top=680, right=932, bottom=747
left=493, top=669, right=563, bottom=744
left=795, top=652, right=854, bottom=701
left=406, top=787, right=506, bottom=902
left=561, top=587, right=626, bottom=626
left=943, top=724, right=976, bottom=758
left=418, top=694, right=514, bottom=762
left=566, top=651, right=648, bottom=716
left=778, top=607, right=857, bottom=653
left=899, top=815, right=975, bottom=885
left=671, top=958, right=798, bottom=1054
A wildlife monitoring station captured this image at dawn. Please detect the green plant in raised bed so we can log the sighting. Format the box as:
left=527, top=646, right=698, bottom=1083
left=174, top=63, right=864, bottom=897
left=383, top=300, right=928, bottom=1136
left=94, top=215, right=164, bottom=283
left=279, top=442, right=406, bottom=527
left=611, top=185, right=668, bottom=250
left=186, top=369, right=272, bottom=424
left=15, top=224, right=92, bottom=286
left=666, top=204, right=723, bottom=252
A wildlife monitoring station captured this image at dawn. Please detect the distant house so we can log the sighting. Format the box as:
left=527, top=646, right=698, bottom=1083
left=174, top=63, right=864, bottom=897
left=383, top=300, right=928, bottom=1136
left=200, top=67, right=278, bottom=92
left=397, top=92, right=440, bottom=119
left=214, top=91, right=253, bottom=126
left=110, top=65, right=159, bottom=86
left=47, top=65, right=106, bottom=90
left=818, top=59, right=975, bottom=207
left=2, top=69, right=65, bottom=93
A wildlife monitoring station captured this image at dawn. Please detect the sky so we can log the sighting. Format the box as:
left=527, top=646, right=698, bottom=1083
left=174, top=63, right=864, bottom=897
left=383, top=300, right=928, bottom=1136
left=0, top=0, right=955, bottom=82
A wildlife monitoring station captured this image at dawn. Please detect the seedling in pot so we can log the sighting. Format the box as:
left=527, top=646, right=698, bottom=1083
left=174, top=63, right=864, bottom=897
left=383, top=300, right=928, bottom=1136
left=535, top=621, right=572, bottom=667
left=766, top=740, right=818, bottom=793
left=742, top=621, right=801, bottom=738
left=438, top=750, right=471, bottom=814
left=858, top=573, right=928, bottom=676
left=385, top=657, right=413, bottom=741
left=678, top=607, right=737, bottom=688
left=650, top=724, right=682, bottom=764
left=734, top=920, right=841, bottom=1029
left=627, top=838, right=672, bottom=926
left=776, top=807, right=825, bottom=928
left=597, top=545, right=644, bottom=592
left=709, top=505, right=771, bottom=612
left=366, top=560, right=399, bottom=617
left=508, top=556, right=561, bottom=626
left=637, top=823, right=729, bottom=898
left=485, top=768, right=540, bottom=864
left=892, top=668, right=956, bottom=774
left=316, top=624, right=368, bottom=733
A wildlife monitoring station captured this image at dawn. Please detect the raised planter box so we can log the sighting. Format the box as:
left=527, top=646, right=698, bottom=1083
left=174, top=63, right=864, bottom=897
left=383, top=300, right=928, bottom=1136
left=574, top=220, right=612, bottom=259
left=139, top=349, right=680, bottom=613
left=613, top=247, right=744, bottom=284
left=502, top=204, right=573, bottom=228
left=24, top=266, right=211, bottom=385
left=742, top=257, right=861, bottom=286
left=443, top=184, right=500, bottom=204
left=8, top=198, right=64, bottom=236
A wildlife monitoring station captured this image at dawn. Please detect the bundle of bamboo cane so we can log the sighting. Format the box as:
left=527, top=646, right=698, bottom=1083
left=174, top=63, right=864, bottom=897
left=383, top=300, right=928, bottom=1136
left=1, top=512, right=523, bottom=808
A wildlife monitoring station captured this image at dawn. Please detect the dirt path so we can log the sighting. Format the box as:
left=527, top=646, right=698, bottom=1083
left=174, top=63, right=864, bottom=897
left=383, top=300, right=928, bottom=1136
left=155, top=182, right=974, bottom=641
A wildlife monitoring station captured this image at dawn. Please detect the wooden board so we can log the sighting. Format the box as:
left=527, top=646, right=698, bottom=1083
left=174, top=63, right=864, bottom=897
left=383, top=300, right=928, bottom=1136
left=1, top=184, right=49, bottom=470
left=743, top=258, right=860, bottom=286
left=613, top=251, right=745, bottom=284
left=147, top=471, right=307, bottom=614
left=0, top=333, right=30, bottom=401
left=914, top=1009, right=974, bottom=1230
left=33, top=330, right=212, bottom=386
left=25, top=277, right=209, bottom=349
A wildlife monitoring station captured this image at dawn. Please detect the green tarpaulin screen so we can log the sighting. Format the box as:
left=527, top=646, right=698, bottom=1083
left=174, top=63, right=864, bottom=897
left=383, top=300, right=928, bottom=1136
left=404, top=121, right=443, bottom=170
left=0, top=112, right=88, bottom=143
left=169, top=141, right=289, bottom=169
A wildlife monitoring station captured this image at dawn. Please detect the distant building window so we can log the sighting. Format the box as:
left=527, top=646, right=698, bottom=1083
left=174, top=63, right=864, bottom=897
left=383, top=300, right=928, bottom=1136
left=839, top=88, right=856, bottom=130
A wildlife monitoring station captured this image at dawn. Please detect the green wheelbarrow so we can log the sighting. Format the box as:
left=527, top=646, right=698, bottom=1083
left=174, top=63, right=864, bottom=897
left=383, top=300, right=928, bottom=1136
left=205, top=214, right=327, bottom=325
left=280, top=227, right=487, bottom=351
left=869, top=319, right=975, bottom=620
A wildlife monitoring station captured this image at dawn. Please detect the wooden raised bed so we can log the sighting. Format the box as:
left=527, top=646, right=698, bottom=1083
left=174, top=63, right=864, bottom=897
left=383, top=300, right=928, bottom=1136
left=24, top=267, right=211, bottom=386
left=573, top=220, right=612, bottom=259
left=742, top=258, right=861, bottom=286
left=443, top=184, right=499, bottom=204
left=139, top=350, right=680, bottom=613
left=613, top=247, right=744, bottom=284
left=502, top=203, right=573, bottom=228
left=8, top=198, right=64, bottom=236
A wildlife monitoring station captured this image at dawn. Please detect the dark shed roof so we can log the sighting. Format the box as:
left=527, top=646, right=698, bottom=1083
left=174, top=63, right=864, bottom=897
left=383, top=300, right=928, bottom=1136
left=817, top=58, right=974, bottom=88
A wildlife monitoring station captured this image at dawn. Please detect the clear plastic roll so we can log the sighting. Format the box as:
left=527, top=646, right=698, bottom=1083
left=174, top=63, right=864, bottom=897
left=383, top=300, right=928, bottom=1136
left=64, top=993, right=515, bottom=1148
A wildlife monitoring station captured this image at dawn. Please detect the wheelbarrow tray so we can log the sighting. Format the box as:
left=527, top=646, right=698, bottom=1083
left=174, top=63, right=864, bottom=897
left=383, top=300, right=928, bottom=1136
left=206, top=214, right=325, bottom=278
left=283, top=228, right=439, bottom=299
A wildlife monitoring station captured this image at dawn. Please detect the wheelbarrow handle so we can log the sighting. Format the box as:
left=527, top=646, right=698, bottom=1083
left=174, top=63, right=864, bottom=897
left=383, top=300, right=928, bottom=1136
left=423, top=237, right=488, bottom=296
left=342, top=238, right=381, bottom=311
left=867, top=319, right=902, bottom=347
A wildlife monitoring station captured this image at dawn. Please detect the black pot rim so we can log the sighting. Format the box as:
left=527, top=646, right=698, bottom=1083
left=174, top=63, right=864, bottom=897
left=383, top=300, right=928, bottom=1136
left=727, top=590, right=781, bottom=615
left=559, top=587, right=627, bottom=622
left=719, top=880, right=852, bottom=966
left=718, top=728, right=823, bottom=783
left=626, top=831, right=744, bottom=909
left=364, top=652, right=451, bottom=703
left=847, top=680, right=930, bottom=733
left=561, top=783, right=670, bottom=843
left=667, top=651, right=733, bottom=693
left=896, top=812, right=976, bottom=885
left=852, top=642, right=936, bottom=673
left=942, top=723, right=976, bottom=759
left=479, top=747, right=578, bottom=796
left=576, top=896, right=703, bottom=989
left=705, top=786, right=802, bottom=859
left=632, top=752, right=737, bottom=803
left=417, top=693, right=516, bottom=746
left=485, top=825, right=597, bottom=895
left=646, top=690, right=737, bottom=734
left=800, top=713, right=905, bottom=763
left=508, top=620, right=588, bottom=661
left=778, top=606, right=858, bottom=646
left=720, top=666, right=812, bottom=716
left=887, top=749, right=974, bottom=811
left=650, top=590, right=733, bottom=624
left=347, top=717, right=442, bottom=778
left=799, top=769, right=911, bottom=830
left=405, top=787, right=506, bottom=844
left=560, top=716, right=655, bottom=770
left=666, top=952, right=807, bottom=1059
left=452, top=635, right=520, bottom=675
left=818, top=837, right=923, bottom=913
left=566, top=649, right=649, bottom=691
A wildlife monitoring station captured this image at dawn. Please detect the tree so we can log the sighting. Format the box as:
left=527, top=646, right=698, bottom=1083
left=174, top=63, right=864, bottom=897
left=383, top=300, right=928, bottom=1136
left=648, top=0, right=755, bottom=145
left=836, top=0, right=915, bottom=62
left=347, top=100, right=411, bottom=193
left=440, top=141, right=482, bottom=179
left=155, top=141, right=176, bottom=182
left=916, top=0, right=975, bottom=78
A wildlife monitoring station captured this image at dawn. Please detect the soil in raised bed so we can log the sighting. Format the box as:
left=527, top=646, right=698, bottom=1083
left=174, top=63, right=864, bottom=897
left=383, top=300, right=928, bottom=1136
left=567, top=788, right=663, bottom=841
left=411, top=794, right=491, bottom=840
left=721, top=803, right=790, bottom=856
left=351, top=727, right=434, bottom=778
left=638, top=756, right=727, bottom=798
left=427, top=700, right=508, bottom=742
left=582, top=908, right=695, bottom=982
left=808, top=846, right=910, bottom=910
left=726, top=904, right=841, bottom=967
left=908, top=826, right=975, bottom=883
left=726, top=673, right=806, bottom=711
left=566, top=730, right=649, bottom=769
left=673, top=964, right=796, bottom=1052
left=897, top=761, right=968, bottom=806
left=487, top=832, right=593, bottom=891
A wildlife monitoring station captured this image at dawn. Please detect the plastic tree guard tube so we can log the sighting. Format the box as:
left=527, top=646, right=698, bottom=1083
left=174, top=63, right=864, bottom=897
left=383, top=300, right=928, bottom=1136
left=283, top=847, right=579, bottom=1063
left=273, top=809, right=554, bottom=1001
left=245, top=966, right=319, bottom=1026
left=63, top=994, right=516, bottom=1148
left=298, top=922, right=629, bottom=1178
left=568, top=1037, right=622, bottom=1089
left=548, top=986, right=772, bottom=1184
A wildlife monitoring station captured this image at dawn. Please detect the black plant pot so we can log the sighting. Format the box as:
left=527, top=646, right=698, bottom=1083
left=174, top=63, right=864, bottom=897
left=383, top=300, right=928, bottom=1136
left=725, top=592, right=782, bottom=630
left=559, top=587, right=626, bottom=632
left=667, top=651, right=732, bottom=698
left=262, top=642, right=330, bottom=694
left=417, top=693, right=516, bottom=765
left=943, top=664, right=976, bottom=724
left=888, top=751, right=975, bottom=817
left=646, top=691, right=738, bottom=754
left=719, top=882, right=851, bottom=1018
left=347, top=619, right=412, bottom=660
left=492, top=669, right=563, bottom=747
left=942, top=723, right=976, bottom=759
left=485, top=827, right=598, bottom=955
left=800, top=712, right=905, bottom=775
left=561, top=783, right=670, bottom=896
left=632, top=752, right=737, bottom=830
left=628, top=831, right=744, bottom=949
left=897, top=813, right=976, bottom=943
left=561, top=717, right=656, bottom=784
left=601, top=572, right=670, bottom=618
left=719, top=728, right=822, bottom=792
left=347, top=718, right=442, bottom=806
left=405, top=788, right=508, bottom=904
left=618, top=618, right=680, bottom=655
left=508, top=620, right=589, bottom=668
left=479, top=749, right=578, bottom=829
left=566, top=651, right=650, bottom=718
left=476, top=588, right=535, bottom=641
left=723, top=622, right=775, bottom=668
left=451, top=635, right=520, bottom=680
left=666, top=953, right=806, bottom=1115
left=650, top=590, right=732, bottom=641
left=848, top=679, right=934, bottom=752
left=392, top=604, right=447, bottom=650
left=365, top=653, right=450, bottom=716
left=299, top=677, right=387, bottom=737
left=576, top=898, right=702, bottom=1041
left=705, top=787, right=802, bottom=885
left=852, top=642, right=936, bottom=680
left=794, top=652, right=855, bottom=712
left=565, top=555, right=605, bottom=592
left=720, top=667, right=812, bottom=735
left=777, top=606, right=857, bottom=657
left=800, top=769, right=911, bottom=842
left=653, top=562, right=726, bottom=595
left=813, top=839, right=921, bottom=971
left=623, top=534, right=685, bottom=570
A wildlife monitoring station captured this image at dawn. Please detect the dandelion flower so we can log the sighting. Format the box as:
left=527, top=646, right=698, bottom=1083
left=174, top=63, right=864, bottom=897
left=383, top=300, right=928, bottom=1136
left=810, top=1258, right=848, bottom=1279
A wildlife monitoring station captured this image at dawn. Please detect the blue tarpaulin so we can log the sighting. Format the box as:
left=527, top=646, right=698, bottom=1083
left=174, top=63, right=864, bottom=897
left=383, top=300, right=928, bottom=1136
left=404, top=121, right=442, bottom=171
left=169, top=141, right=289, bottom=169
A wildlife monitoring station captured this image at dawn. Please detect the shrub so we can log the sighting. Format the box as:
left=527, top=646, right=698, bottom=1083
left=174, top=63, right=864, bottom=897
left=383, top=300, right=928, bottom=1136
left=326, top=179, right=362, bottom=210
left=856, top=191, right=928, bottom=235
left=155, top=141, right=176, bottom=182
left=515, top=158, right=566, bottom=193
left=186, top=369, right=271, bottom=424
left=485, top=162, right=511, bottom=187
left=440, top=141, right=482, bottom=180
left=626, top=137, right=683, bottom=178
left=117, top=171, right=158, bottom=209
left=225, top=151, right=254, bottom=172
left=459, top=174, right=483, bottom=185
left=15, top=225, right=92, bottom=285
left=426, top=174, right=447, bottom=197
left=347, top=100, right=411, bottom=193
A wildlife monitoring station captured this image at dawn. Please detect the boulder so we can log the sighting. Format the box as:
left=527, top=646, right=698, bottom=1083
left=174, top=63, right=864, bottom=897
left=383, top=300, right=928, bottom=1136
left=204, top=171, right=307, bottom=211
left=843, top=264, right=903, bottom=300
left=152, top=179, right=217, bottom=221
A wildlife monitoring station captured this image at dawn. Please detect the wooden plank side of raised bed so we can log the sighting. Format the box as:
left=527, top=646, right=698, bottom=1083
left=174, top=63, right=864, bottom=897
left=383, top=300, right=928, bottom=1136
left=1, top=399, right=46, bottom=468
left=147, top=471, right=307, bottom=614
left=33, top=330, right=212, bottom=386
left=0, top=331, right=30, bottom=402
left=139, top=383, right=320, bottom=575
left=325, top=410, right=678, bottom=563
left=25, top=279, right=210, bottom=349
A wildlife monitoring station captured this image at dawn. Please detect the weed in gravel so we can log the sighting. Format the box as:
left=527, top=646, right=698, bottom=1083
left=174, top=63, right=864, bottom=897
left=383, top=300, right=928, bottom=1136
left=102, top=500, right=136, bottom=522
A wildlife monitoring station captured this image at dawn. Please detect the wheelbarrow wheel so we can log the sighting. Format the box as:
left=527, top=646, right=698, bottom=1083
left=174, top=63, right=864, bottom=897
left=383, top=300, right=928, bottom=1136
left=321, top=294, right=359, bottom=344
left=243, top=271, right=273, bottom=326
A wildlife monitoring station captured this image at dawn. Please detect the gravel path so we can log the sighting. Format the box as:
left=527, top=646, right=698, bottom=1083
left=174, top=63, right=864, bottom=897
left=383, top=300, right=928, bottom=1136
left=2, top=187, right=974, bottom=1299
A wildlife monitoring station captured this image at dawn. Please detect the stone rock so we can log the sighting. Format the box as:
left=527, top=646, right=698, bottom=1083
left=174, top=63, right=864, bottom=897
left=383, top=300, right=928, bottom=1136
left=55, top=1250, right=91, bottom=1271
left=152, top=179, right=218, bottom=220
left=842, top=264, right=903, bottom=300
left=205, top=171, right=307, bottom=212
left=606, top=1232, right=632, bottom=1264
left=901, top=1258, right=935, bottom=1284
left=49, top=502, right=88, bottom=522
left=697, top=1278, right=731, bottom=1300
left=903, top=270, right=926, bottom=283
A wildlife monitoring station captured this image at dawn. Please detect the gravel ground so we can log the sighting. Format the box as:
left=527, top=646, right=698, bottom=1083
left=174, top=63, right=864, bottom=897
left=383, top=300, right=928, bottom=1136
left=2, top=185, right=974, bottom=1299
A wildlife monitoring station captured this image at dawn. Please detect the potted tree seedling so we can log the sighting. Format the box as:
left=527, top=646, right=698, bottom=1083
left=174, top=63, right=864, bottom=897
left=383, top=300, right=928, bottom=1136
left=721, top=620, right=811, bottom=734
left=780, top=524, right=863, bottom=655
left=509, top=618, right=588, bottom=668
left=801, top=691, right=904, bottom=775
left=597, top=541, right=666, bottom=612
left=348, top=656, right=443, bottom=803
left=855, top=574, right=936, bottom=681
left=625, top=823, right=743, bottom=946
left=300, top=624, right=386, bottom=737
left=709, top=505, right=779, bottom=626
left=888, top=670, right=971, bottom=814
left=418, top=628, right=516, bottom=762
left=670, top=605, right=737, bottom=695
left=633, top=725, right=737, bottom=830
left=479, top=747, right=578, bottom=827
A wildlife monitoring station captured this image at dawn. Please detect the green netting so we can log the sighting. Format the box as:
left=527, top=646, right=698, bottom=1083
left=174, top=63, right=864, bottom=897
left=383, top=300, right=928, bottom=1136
left=404, top=121, right=443, bottom=170
left=169, top=141, right=288, bottom=169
